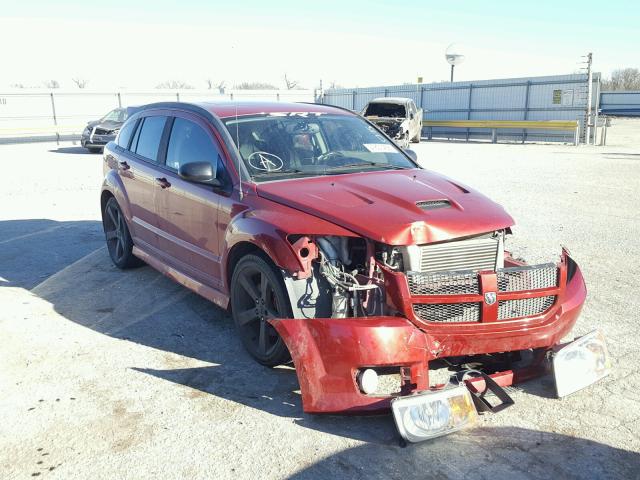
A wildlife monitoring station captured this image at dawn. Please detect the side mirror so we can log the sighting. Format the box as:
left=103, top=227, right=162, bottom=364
left=409, top=113, right=414, bottom=120
left=404, top=149, right=418, bottom=162
left=178, top=161, right=221, bottom=186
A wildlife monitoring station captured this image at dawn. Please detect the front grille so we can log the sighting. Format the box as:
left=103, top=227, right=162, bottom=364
left=407, top=270, right=479, bottom=295
left=94, top=128, right=114, bottom=135
left=418, top=236, right=500, bottom=273
left=497, top=264, right=558, bottom=292
left=413, top=302, right=480, bottom=323
left=497, top=296, right=556, bottom=320
left=416, top=200, right=451, bottom=211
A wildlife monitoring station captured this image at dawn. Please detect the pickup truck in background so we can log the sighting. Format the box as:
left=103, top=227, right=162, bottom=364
left=362, top=97, right=422, bottom=148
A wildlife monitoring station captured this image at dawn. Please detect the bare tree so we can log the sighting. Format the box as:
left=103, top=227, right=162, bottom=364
left=329, top=81, right=344, bottom=90
left=284, top=74, right=299, bottom=90
left=72, top=77, right=89, bottom=89
left=206, top=79, right=226, bottom=93
left=601, top=68, right=640, bottom=91
left=156, top=80, right=195, bottom=89
left=44, top=80, right=60, bottom=89
left=10, top=83, right=25, bottom=89
left=234, top=82, right=277, bottom=90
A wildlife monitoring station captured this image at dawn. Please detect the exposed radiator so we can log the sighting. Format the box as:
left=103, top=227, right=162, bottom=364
left=403, top=234, right=503, bottom=274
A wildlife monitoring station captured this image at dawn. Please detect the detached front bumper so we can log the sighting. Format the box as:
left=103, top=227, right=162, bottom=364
left=81, top=131, right=116, bottom=148
left=270, top=251, right=589, bottom=414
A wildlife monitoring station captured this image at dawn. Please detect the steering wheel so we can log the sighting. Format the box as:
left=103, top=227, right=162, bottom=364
left=317, top=151, right=347, bottom=166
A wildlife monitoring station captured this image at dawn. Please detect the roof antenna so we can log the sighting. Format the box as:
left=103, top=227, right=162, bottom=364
left=234, top=101, right=243, bottom=200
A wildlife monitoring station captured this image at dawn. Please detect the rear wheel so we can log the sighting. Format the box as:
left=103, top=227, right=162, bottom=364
left=87, top=146, right=102, bottom=153
left=231, top=254, right=291, bottom=366
left=102, top=197, right=141, bottom=269
left=412, top=128, right=421, bottom=143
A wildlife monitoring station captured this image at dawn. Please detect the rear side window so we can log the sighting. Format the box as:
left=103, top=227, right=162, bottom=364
left=134, top=116, right=167, bottom=162
left=116, top=119, right=137, bottom=149
left=165, top=118, right=220, bottom=171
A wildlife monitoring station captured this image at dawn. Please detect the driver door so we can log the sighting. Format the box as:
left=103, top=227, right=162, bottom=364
left=154, top=113, right=226, bottom=289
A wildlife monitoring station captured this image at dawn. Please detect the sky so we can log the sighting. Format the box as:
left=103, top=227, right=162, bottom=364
left=1, top=0, right=638, bottom=90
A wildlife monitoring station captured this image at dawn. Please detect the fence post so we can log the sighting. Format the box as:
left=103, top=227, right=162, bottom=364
left=522, top=80, right=531, bottom=143
left=466, top=84, right=473, bottom=142
left=352, top=90, right=356, bottom=110
left=176, top=92, right=180, bottom=102
left=419, top=87, right=424, bottom=109
left=384, top=89, right=388, bottom=98
left=50, top=92, right=59, bottom=145
left=117, top=92, right=122, bottom=108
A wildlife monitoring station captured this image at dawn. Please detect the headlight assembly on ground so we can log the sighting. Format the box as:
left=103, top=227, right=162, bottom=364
left=553, top=329, right=611, bottom=397
left=391, top=384, right=477, bottom=442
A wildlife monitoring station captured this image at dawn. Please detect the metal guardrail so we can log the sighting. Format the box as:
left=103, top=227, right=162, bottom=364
left=422, top=120, right=580, bottom=145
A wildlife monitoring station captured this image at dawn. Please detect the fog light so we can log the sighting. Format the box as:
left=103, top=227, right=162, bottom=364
left=357, top=369, right=379, bottom=394
left=553, top=329, right=611, bottom=397
left=391, top=384, right=477, bottom=442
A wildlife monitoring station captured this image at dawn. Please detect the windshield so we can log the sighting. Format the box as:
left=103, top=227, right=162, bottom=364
left=222, top=113, right=417, bottom=182
left=101, top=108, right=128, bottom=123
left=364, top=103, right=406, bottom=118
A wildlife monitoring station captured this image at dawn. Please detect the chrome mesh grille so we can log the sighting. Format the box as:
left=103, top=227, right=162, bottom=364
left=413, top=303, right=480, bottom=323
left=418, top=236, right=500, bottom=273
left=497, top=296, right=556, bottom=320
left=497, top=264, right=558, bottom=292
left=416, top=200, right=450, bottom=211
left=407, top=270, right=479, bottom=295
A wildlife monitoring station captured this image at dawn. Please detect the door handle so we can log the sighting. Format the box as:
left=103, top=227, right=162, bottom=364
left=118, top=160, right=130, bottom=171
left=155, top=177, right=171, bottom=189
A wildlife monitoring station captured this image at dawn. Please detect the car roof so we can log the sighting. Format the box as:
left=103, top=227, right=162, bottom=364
left=369, top=97, right=411, bottom=104
left=179, top=101, right=351, bottom=119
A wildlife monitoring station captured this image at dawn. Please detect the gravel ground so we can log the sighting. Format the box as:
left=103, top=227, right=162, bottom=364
left=1, top=119, right=639, bottom=479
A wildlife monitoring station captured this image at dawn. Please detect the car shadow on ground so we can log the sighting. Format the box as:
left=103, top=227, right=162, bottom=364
left=47, top=146, right=95, bottom=154
left=286, top=426, right=640, bottom=480
left=0, top=219, right=104, bottom=289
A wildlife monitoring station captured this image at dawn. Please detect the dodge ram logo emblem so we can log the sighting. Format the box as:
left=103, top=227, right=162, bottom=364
left=484, top=292, right=497, bottom=305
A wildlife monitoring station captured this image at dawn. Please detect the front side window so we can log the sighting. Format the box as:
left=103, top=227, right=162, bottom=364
left=223, top=113, right=416, bottom=182
left=165, top=118, right=220, bottom=171
left=134, top=116, right=167, bottom=162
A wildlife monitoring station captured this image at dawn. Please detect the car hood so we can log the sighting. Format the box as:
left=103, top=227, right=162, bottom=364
left=255, top=169, right=514, bottom=245
left=86, top=119, right=123, bottom=130
left=366, top=116, right=405, bottom=124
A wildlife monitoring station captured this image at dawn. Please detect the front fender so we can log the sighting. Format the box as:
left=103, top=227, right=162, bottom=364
left=222, top=198, right=356, bottom=288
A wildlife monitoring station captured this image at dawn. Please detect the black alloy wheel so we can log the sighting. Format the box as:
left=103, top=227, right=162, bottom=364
left=231, top=254, right=291, bottom=366
left=102, top=197, right=140, bottom=269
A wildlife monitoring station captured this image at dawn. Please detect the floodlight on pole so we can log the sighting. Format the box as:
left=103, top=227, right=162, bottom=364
left=445, top=44, right=465, bottom=83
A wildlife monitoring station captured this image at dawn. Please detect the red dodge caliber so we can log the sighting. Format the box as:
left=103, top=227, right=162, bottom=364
left=101, top=101, right=609, bottom=442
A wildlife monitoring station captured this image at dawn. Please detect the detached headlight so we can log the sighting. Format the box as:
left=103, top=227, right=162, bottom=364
left=391, top=384, right=477, bottom=442
left=553, top=329, right=611, bottom=397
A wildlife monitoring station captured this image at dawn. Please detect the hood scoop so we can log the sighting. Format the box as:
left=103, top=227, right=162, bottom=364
left=416, top=199, right=451, bottom=211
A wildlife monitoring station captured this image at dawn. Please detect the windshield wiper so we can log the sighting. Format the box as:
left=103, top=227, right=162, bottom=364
left=324, top=162, right=411, bottom=173
left=251, top=168, right=306, bottom=178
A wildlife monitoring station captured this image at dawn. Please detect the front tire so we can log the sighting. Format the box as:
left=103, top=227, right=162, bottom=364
left=102, top=197, right=141, bottom=269
left=231, top=254, right=291, bottom=366
left=412, top=128, right=421, bottom=143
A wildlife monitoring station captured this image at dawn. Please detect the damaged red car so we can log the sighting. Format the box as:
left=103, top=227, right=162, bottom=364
left=100, top=101, right=610, bottom=442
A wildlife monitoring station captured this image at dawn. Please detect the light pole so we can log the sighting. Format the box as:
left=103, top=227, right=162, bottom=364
left=445, top=44, right=465, bottom=83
